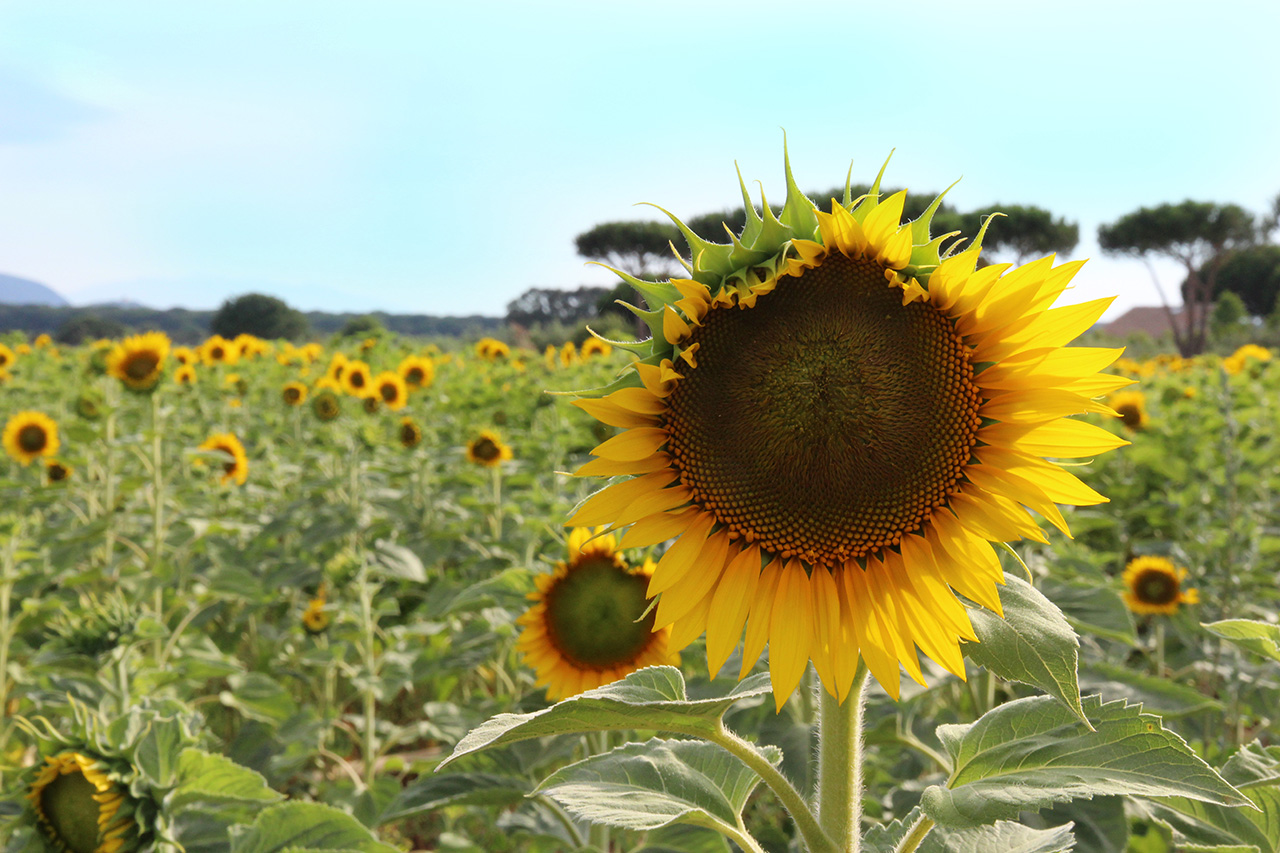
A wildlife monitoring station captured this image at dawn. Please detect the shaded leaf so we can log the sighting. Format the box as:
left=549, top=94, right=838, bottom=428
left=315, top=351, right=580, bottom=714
left=1144, top=742, right=1280, bottom=853
left=1203, top=620, right=1280, bottom=665
left=228, top=802, right=398, bottom=853
left=378, top=772, right=529, bottom=825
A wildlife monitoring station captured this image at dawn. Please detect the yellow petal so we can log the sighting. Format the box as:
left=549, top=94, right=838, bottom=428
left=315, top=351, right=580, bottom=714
left=590, top=427, right=668, bottom=461
left=769, top=560, right=814, bottom=710
left=568, top=470, right=679, bottom=527
left=619, top=507, right=699, bottom=549
left=647, top=512, right=716, bottom=595
left=654, top=531, right=732, bottom=628
left=572, top=397, right=659, bottom=429
left=706, top=545, right=762, bottom=678
left=739, top=558, right=784, bottom=679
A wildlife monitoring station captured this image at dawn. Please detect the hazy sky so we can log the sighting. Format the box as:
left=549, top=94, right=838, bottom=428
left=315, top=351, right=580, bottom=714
left=2, top=1, right=1278, bottom=319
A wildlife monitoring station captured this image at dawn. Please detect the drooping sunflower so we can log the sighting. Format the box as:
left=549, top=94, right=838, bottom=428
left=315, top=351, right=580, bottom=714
left=1122, top=556, right=1199, bottom=615
left=397, top=354, right=435, bottom=390
left=45, top=459, right=72, bottom=484
left=374, top=371, right=408, bottom=410
left=27, top=751, right=137, bottom=853
left=517, top=528, right=678, bottom=700
left=196, top=433, right=249, bottom=485
left=1109, top=390, right=1148, bottom=431
left=200, top=334, right=239, bottom=366
left=568, top=153, right=1130, bottom=707
left=466, top=430, right=513, bottom=467
left=343, top=360, right=373, bottom=396
left=4, top=411, right=60, bottom=466
left=0, top=342, right=15, bottom=370
left=105, top=332, right=170, bottom=393
left=312, top=389, right=342, bottom=422
left=399, top=417, right=423, bottom=449
left=282, top=381, right=308, bottom=406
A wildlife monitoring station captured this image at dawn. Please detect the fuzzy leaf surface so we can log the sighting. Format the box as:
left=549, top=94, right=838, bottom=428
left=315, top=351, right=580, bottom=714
left=170, top=748, right=283, bottom=808
left=1144, top=742, right=1280, bottom=852
left=228, top=802, right=399, bottom=853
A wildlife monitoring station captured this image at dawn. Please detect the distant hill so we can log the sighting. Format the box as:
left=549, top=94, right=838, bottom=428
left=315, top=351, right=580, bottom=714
left=0, top=273, right=68, bottom=307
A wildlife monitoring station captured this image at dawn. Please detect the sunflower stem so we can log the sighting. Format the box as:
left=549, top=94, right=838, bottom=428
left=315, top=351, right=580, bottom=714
left=816, top=661, right=870, bottom=853
left=893, top=814, right=935, bottom=853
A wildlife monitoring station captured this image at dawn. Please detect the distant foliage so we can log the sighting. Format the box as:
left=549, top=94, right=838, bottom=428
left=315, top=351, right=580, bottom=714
left=506, top=286, right=613, bottom=328
left=210, top=293, right=310, bottom=341
left=339, top=314, right=384, bottom=338
left=55, top=313, right=128, bottom=345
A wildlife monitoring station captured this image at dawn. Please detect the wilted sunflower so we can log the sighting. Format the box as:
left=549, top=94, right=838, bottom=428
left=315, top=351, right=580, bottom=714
left=27, top=751, right=137, bottom=853
left=343, top=360, right=373, bottom=396
left=1122, top=556, right=1199, bottom=615
left=4, top=411, right=60, bottom=466
left=282, top=381, right=307, bottom=406
left=399, top=417, right=423, bottom=449
left=1110, top=390, right=1148, bottom=431
left=398, top=354, right=435, bottom=389
left=105, top=332, right=170, bottom=392
left=517, top=528, right=678, bottom=700
left=374, top=371, right=408, bottom=410
left=197, top=433, right=249, bottom=485
left=174, top=364, right=197, bottom=386
left=312, top=389, right=342, bottom=422
left=45, top=459, right=72, bottom=484
left=199, top=334, right=239, bottom=366
left=580, top=337, right=613, bottom=359
left=0, top=342, right=15, bottom=370
left=569, top=153, right=1129, bottom=707
left=466, top=430, right=513, bottom=467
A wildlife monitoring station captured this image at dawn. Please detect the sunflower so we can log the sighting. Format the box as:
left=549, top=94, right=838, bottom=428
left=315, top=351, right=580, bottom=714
left=1109, top=390, right=1148, bottom=431
left=312, top=389, right=342, bottom=422
left=105, top=332, right=170, bottom=392
left=302, top=597, right=330, bottom=635
left=517, top=528, right=678, bottom=700
left=361, top=394, right=381, bottom=414
left=282, top=381, right=308, bottom=406
left=28, top=751, right=137, bottom=853
left=466, top=430, right=513, bottom=467
left=1122, top=556, right=1199, bottom=615
left=4, top=411, right=60, bottom=466
left=397, top=354, right=435, bottom=390
left=199, top=334, right=239, bottom=366
left=76, top=392, right=104, bottom=421
left=343, top=360, right=373, bottom=396
left=197, top=433, right=249, bottom=485
left=399, top=417, right=423, bottom=449
left=174, top=364, right=197, bottom=386
left=560, top=342, right=578, bottom=367
left=580, top=337, right=613, bottom=359
left=172, top=345, right=197, bottom=365
left=34, top=333, right=52, bottom=349
left=475, top=337, right=510, bottom=360
left=374, top=371, right=408, bottom=410
left=326, top=352, right=349, bottom=383
left=45, top=459, right=72, bottom=484
left=16, top=342, right=31, bottom=355
left=1223, top=343, right=1271, bottom=376
left=0, top=342, right=15, bottom=370
left=568, top=154, right=1129, bottom=708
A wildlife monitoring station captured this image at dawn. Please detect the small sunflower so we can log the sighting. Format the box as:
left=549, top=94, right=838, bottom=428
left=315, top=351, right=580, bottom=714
left=0, top=343, right=16, bottom=370
left=581, top=337, right=613, bottom=359
left=105, top=332, right=170, bottom=392
left=312, top=389, right=342, bottom=422
left=174, top=364, right=197, bottom=386
left=560, top=342, right=578, bottom=367
left=343, top=360, right=373, bottom=396
left=374, top=372, right=408, bottom=410
left=361, top=394, right=381, bottom=414
left=326, top=352, right=349, bottom=383
left=398, top=354, right=435, bottom=389
left=282, top=381, right=308, bottom=406
left=45, top=459, right=72, bottom=484
left=200, top=334, right=239, bottom=366
left=568, top=152, right=1129, bottom=707
left=466, top=430, right=513, bottom=467
left=517, top=528, right=678, bottom=701
left=3, top=411, right=60, bottom=466
left=197, top=433, right=249, bottom=485
left=476, top=337, right=511, bottom=360
left=75, top=393, right=104, bottom=421
left=1223, top=343, right=1271, bottom=376
left=1110, top=390, right=1149, bottom=431
left=399, top=417, right=423, bottom=449
left=28, top=751, right=137, bottom=853
left=16, top=342, right=31, bottom=355
left=172, top=345, right=197, bottom=365
left=34, top=333, right=52, bottom=349
left=1122, top=556, right=1199, bottom=615
left=302, top=597, right=330, bottom=635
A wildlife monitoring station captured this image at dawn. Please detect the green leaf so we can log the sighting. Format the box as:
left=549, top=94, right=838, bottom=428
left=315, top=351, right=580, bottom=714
left=220, top=673, right=298, bottom=724
left=378, top=773, right=529, bottom=825
left=1079, top=663, right=1220, bottom=718
left=1041, top=578, right=1136, bottom=645
left=918, top=821, right=1078, bottom=853
left=228, top=802, right=398, bottom=853
left=920, top=694, right=1249, bottom=827
left=963, top=573, right=1088, bottom=726
left=372, top=541, right=427, bottom=583
left=535, top=738, right=778, bottom=837
left=1203, top=620, right=1280, bottom=665
left=170, top=748, right=283, bottom=808
left=438, top=666, right=771, bottom=769
left=636, top=824, right=732, bottom=853
left=132, top=715, right=187, bottom=787
left=1025, top=796, right=1129, bottom=853
left=1143, top=742, right=1280, bottom=853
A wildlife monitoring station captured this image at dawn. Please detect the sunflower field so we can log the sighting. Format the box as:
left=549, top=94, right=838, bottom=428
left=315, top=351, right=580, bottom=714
left=3, top=163, right=1280, bottom=853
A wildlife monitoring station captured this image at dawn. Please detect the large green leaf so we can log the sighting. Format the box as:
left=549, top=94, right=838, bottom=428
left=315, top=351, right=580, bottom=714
left=378, top=772, right=530, bottom=824
left=438, top=667, right=772, bottom=769
left=862, top=809, right=1077, bottom=853
left=228, top=802, right=399, bottom=853
left=170, top=748, right=283, bottom=808
left=535, top=738, right=778, bottom=837
left=921, top=695, right=1249, bottom=827
left=1203, top=620, right=1280, bottom=665
left=1144, top=742, right=1280, bottom=852
left=964, top=574, right=1088, bottom=725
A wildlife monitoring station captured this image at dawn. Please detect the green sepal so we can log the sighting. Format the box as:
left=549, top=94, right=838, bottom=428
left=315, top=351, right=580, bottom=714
left=779, top=137, right=819, bottom=239
left=641, top=202, right=736, bottom=284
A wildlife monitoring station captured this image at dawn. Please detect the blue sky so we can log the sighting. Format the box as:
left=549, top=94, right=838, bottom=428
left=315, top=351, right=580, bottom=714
left=1, top=1, right=1278, bottom=319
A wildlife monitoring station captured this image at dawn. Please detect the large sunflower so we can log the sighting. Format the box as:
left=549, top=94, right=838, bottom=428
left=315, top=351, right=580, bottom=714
left=197, top=433, right=249, bottom=485
left=517, top=528, right=678, bottom=700
left=28, top=751, right=136, bottom=853
left=105, top=332, right=170, bottom=392
left=569, top=154, right=1130, bottom=707
left=4, top=411, right=60, bottom=466
left=1122, top=556, right=1199, bottom=615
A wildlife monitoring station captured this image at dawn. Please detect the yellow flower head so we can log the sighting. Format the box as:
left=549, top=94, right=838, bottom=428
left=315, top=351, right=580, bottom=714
left=45, top=458, right=72, bottom=484
left=466, top=429, right=513, bottom=467
left=34, top=333, right=52, bottom=349
left=106, top=332, right=170, bottom=392
left=312, top=389, right=342, bottom=422
left=475, top=337, right=511, bottom=360
left=0, top=343, right=15, bottom=370
left=28, top=751, right=136, bottom=853
left=397, top=354, right=435, bottom=390
left=174, top=364, right=197, bottom=386
left=282, top=381, right=308, bottom=406
left=1122, top=556, right=1199, bottom=615
left=342, top=359, right=373, bottom=396
left=302, top=598, right=330, bottom=634
left=569, top=152, right=1129, bottom=708
left=4, top=411, right=60, bottom=466
left=1109, top=390, right=1149, bottom=431
left=373, top=371, right=408, bottom=410
left=197, top=433, right=249, bottom=485
left=172, top=345, right=197, bottom=365
left=580, top=337, right=613, bottom=359
left=517, top=528, right=678, bottom=700
left=200, top=334, right=239, bottom=366
left=560, top=342, right=578, bottom=367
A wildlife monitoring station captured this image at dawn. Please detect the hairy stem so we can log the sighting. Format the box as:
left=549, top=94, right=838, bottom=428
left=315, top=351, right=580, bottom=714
left=817, top=663, right=870, bottom=853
